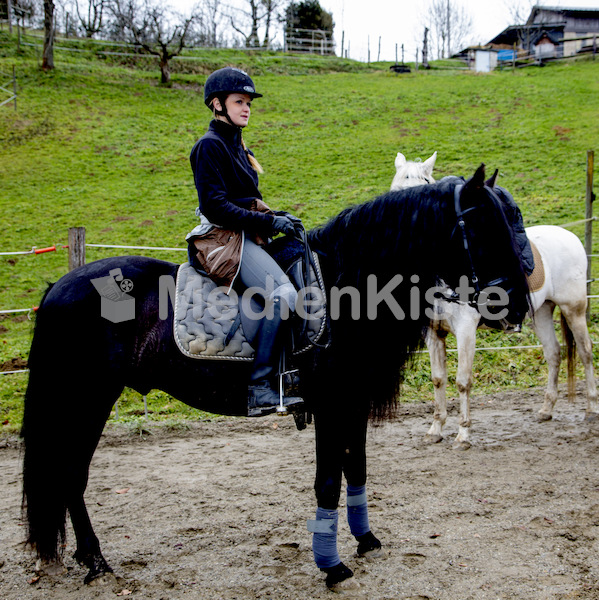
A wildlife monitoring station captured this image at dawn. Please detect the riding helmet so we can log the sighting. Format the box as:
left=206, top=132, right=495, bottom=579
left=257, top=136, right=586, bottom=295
left=204, top=67, right=263, bottom=107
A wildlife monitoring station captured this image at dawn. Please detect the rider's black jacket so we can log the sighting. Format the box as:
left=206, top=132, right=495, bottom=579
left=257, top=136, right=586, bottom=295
left=190, top=119, right=274, bottom=238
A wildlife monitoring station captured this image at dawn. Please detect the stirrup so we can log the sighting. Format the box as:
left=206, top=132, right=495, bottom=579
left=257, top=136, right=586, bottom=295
left=247, top=382, right=303, bottom=418
left=275, top=369, right=303, bottom=416
left=247, top=394, right=303, bottom=418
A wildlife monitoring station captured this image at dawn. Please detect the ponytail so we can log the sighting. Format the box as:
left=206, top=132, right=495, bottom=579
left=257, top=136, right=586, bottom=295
left=241, top=135, right=264, bottom=174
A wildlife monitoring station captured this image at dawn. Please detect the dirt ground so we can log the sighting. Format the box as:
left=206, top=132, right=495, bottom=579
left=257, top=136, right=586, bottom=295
left=1, top=386, right=599, bottom=600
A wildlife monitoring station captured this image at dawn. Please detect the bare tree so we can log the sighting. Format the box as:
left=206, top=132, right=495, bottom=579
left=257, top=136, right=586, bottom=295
left=74, top=0, right=105, bottom=37
left=5, top=0, right=13, bottom=32
left=230, top=0, right=261, bottom=47
left=260, top=0, right=285, bottom=49
left=503, top=0, right=534, bottom=25
left=13, top=0, right=39, bottom=29
left=42, top=0, right=55, bottom=70
left=503, top=0, right=535, bottom=55
left=201, top=0, right=223, bottom=47
left=429, top=0, right=446, bottom=58
left=423, top=0, right=472, bottom=59
left=111, top=0, right=196, bottom=84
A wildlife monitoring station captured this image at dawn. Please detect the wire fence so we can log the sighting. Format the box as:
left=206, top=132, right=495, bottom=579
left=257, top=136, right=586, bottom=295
left=0, top=66, right=17, bottom=110
left=13, top=27, right=599, bottom=69
left=1, top=207, right=597, bottom=377
left=17, top=30, right=344, bottom=63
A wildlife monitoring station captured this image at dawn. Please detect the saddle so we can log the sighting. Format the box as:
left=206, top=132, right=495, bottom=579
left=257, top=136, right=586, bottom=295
left=174, top=236, right=328, bottom=361
left=527, top=241, right=545, bottom=293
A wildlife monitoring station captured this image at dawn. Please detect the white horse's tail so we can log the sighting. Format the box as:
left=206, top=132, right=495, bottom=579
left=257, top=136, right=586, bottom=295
left=561, top=311, right=576, bottom=403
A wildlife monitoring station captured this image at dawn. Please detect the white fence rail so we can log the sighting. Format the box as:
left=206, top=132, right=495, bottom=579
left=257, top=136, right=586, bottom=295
left=0, top=66, right=16, bottom=110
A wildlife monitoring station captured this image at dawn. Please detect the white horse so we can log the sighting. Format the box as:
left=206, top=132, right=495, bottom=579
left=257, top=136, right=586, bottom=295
left=390, top=151, right=437, bottom=190
left=391, top=153, right=599, bottom=449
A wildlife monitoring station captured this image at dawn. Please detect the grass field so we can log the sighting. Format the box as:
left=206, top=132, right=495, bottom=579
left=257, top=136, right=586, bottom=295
left=1, top=33, right=598, bottom=431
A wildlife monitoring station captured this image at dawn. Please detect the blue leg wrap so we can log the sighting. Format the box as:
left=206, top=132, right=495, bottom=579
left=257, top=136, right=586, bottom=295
left=347, top=484, right=370, bottom=537
left=307, top=507, right=340, bottom=569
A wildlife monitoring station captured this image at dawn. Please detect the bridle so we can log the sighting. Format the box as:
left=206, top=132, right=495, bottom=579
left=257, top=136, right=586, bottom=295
left=447, top=183, right=519, bottom=326
left=453, top=183, right=481, bottom=298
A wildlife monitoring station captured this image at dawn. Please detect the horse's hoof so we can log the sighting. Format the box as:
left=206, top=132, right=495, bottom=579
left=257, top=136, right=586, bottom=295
left=329, top=577, right=361, bottom=594
left=452, top=440, right=471, bottom=451
left=322, top=562, right=354, bottom=589
left=424, top=434, right=443, bottom=444
left=359, top=546, right=386, bottom=559
left=75, top=550, right=114, bottom=585
left=356, top=531, right=386, bottom=559
left=35, top=558, right=67, bottom=577
left=537, top=412, right=553, bottom=422
left=87, top=571, right=117, bottom=587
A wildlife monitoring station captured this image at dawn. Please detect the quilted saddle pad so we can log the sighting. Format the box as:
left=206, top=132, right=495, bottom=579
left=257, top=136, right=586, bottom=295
left=174, top=255, right=327, bottom=361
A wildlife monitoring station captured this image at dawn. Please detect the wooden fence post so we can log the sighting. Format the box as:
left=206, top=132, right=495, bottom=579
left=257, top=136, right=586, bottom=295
left=586, top=150, right=595, bottom=321
left=68, top=226, right=86, bottom=271
left=6, top=0, right=12, bottom=34
left=12, top=65, right=16, bottom=111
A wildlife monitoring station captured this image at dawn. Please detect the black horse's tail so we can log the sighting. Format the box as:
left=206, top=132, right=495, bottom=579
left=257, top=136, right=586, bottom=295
left=22, top=272, right=121, bottom=562
left=21, top=256, right=172, bottom=564
left=21, top=282, right=69, bottom=562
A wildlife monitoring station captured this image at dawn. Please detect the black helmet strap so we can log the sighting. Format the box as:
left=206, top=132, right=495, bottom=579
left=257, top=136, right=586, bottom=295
left=212, top=94, right=238, bottom=128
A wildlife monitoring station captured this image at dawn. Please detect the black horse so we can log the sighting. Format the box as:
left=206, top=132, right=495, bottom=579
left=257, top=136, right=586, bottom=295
left=21, top=166, right=530, bottom=589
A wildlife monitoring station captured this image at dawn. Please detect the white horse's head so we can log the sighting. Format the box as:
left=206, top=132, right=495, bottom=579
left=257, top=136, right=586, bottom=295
left=390, top=151, right=437, bottom=190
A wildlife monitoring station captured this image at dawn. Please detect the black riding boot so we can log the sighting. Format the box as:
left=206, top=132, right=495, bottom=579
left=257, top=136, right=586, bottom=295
left=247, top=297, right=304, bottom=417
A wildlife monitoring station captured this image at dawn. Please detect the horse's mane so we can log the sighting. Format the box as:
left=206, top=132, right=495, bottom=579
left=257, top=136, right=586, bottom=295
left=309, top=176, right=461, bottom=286
left=307, top=178, right=462, bottom=419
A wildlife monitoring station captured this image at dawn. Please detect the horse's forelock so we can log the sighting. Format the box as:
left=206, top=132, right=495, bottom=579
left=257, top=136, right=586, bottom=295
left=392, top=160, right=436, bottom=189
left=463, top=185, right=532, bottom=314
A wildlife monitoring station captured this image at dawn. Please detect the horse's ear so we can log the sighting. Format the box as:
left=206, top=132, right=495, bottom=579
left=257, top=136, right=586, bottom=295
left=461, top=163, right=486, bottom=197
left=423, top=151, right=437, bottom=176
left=395, top=152, right=407, bottom=170
left=485, top=169, right=499, bottom=189
left=469, top=163, right=486, bottom=188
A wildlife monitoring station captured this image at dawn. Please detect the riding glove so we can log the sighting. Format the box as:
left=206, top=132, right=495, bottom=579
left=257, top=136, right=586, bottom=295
left=271, top=215, right=296, bottom=236
left=274, top=211, right=303, bottom=225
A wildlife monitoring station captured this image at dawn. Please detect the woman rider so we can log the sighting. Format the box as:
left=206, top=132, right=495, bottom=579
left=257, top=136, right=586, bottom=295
left=186, top=67, right=304, bottom=417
